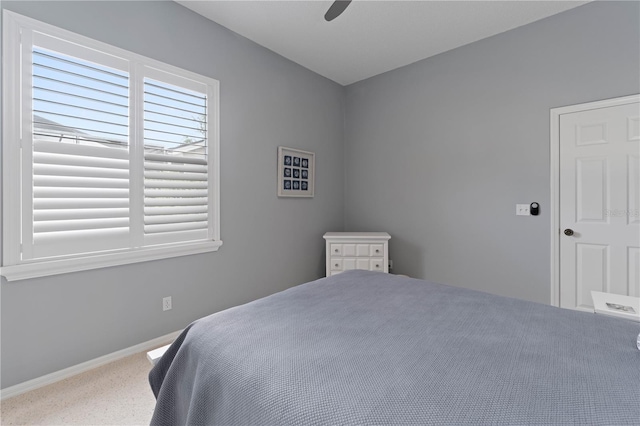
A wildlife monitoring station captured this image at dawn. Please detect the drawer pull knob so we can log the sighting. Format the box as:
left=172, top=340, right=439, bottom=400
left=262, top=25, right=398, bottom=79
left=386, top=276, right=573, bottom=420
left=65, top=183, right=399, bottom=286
left=375, top=264, right=380, bottom=268
left=335, top=263, right=339, bottom=267
left=334, top=249, right=338, bottom=252
left=375, top=249, right=379, bottom=253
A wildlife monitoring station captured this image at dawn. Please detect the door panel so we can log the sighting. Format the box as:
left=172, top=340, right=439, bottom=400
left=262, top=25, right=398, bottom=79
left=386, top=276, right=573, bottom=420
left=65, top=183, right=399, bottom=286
left=628, top=155, right=639, bottom=225
left=575, top=243, right=609, bottom=309
left=629, top=116, right=640, bottom=140
left=576, top=158, right=608, bottom=222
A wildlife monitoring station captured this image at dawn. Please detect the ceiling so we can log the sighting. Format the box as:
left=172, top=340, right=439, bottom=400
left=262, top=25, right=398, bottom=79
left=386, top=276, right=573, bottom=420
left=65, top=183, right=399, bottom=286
left=176, top=1, right=590, bottom=86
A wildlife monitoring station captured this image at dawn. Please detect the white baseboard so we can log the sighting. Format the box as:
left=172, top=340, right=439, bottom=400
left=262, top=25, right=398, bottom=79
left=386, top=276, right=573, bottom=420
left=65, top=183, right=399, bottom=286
left=0, top=329, right=182, bottom=401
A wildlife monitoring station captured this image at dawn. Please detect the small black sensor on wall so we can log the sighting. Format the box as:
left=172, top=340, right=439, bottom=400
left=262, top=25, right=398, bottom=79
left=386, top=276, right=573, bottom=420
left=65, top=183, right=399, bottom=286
left=530, top=202, right=540, bottom=216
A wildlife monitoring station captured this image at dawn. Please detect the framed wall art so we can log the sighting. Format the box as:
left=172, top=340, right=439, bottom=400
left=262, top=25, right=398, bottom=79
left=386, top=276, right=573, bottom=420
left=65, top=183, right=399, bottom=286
left=277, top=146, right=315, bottom=198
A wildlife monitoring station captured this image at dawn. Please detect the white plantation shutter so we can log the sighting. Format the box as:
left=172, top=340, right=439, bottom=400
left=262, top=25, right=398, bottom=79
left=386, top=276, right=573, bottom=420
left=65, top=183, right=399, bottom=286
left=2, top=12, right=221, bottom=280
left=142, top=75, right=211, bottom=245
left=26, top=41, right=131, bottom=260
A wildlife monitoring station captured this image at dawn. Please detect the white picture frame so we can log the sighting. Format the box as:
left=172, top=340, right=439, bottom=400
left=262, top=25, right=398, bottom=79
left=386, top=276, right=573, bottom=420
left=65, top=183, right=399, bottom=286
left=277, top=146, right=315, bottom=198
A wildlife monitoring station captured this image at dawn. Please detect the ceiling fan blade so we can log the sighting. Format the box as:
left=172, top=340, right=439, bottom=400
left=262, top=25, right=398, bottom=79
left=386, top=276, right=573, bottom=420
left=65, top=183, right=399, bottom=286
left=324, top=0, right=352, bottom=22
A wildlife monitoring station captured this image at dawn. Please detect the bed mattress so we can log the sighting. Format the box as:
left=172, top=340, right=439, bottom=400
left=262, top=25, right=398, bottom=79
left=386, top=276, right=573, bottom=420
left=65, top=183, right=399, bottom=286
left=150, top=270, right=640, bottom=425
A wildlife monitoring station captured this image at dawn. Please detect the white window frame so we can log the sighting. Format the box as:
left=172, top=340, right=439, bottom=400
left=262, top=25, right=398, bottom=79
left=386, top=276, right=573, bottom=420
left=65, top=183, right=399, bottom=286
left=1, top=11, right=222, bottom=281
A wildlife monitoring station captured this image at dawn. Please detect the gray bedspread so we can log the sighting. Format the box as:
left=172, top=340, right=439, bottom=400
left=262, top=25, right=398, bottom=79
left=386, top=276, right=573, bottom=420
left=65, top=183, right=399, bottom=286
left=149, top=270, right=640, bottom=425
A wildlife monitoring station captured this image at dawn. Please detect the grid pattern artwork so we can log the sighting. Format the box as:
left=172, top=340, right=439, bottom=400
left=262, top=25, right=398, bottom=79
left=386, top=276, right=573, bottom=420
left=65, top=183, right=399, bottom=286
left=277, top=147, right=314, bottom=197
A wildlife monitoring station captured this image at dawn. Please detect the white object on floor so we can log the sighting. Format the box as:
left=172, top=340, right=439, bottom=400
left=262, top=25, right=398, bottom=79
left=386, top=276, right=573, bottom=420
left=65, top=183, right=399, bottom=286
left=147, top=344, right=171, bottom=365
left=591, top=291, right=640, bottom=322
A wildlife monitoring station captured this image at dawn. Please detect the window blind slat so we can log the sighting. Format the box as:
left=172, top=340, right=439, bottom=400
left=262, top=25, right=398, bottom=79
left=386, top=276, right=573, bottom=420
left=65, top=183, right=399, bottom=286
left=33, top=227, right=130, bottom=244
left=144, top=152, right=206, bottom=165
left=143, top=162, right=207, bottom=173
left=143, top=197, right=208, bottom=207
left=144, top=205, right=207, bottom=216
left=34, top=140, right=128, bottom=159
left=144, top=180, right=207, bottom=190
left=34, top=198, right=130, bottom=209
left=34, top=217, right=130, bottom=233
left=34, top=175, right=129, bottom=188
left=34, top=163, right=129, bottom=179
left=34, top=187, right=129, bottom=198
left=144, top=213, right=208, bottom=225
left=144, top=170, right=206, bottom=181
left=35, top=208, right=129, bottom=221
left=144, top=188, right=207, bottom=198
left=34, top=152, right=129, bottom=170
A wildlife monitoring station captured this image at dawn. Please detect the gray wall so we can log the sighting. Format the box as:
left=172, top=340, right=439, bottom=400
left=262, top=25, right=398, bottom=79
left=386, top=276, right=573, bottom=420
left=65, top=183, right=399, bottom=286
left=0, top=1, right=344, bottom=388
left=344, top=1, right=640, bottom=303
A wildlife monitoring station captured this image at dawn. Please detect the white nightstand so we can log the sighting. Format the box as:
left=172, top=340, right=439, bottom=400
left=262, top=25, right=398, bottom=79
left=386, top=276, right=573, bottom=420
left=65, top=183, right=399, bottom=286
left=323, top=232, right=391, bottom=276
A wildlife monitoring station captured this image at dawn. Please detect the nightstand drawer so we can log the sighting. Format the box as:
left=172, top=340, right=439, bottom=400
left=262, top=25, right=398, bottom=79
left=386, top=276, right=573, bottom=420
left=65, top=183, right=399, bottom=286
left=370, top=244, right=383, bottom=257
left=370, top=258, right=384, bottom=272
left=330, top=258, right=343, bottom=271
left=330, top=244, right=342, bottom=256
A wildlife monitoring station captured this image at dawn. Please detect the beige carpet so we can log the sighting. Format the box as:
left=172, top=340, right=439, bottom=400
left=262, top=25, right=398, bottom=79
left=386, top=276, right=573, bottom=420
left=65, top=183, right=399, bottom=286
left=1, top=352, right=156, bottom=425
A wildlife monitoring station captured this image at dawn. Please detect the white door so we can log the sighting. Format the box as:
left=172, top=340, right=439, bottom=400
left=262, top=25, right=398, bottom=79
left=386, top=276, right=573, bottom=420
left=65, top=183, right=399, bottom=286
left=559, top=100, right=640, bottom=311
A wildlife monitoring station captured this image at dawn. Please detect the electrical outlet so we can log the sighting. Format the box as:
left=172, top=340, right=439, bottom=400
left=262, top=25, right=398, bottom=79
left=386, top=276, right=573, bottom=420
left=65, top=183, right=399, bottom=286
left=163, top=296, right=172, bottom=311
left=388, top=259, right=393, bottom=271
left=516, top=204, right=530, bottom=216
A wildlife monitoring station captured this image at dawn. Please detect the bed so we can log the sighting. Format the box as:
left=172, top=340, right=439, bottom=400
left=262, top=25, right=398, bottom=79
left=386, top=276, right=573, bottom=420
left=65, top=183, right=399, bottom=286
left=149, top=270, right=640, bottom=425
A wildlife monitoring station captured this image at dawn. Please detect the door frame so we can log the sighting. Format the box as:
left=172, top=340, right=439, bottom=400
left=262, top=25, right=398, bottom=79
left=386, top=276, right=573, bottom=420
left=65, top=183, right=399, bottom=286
left=549, top=93, right=640, bottom=307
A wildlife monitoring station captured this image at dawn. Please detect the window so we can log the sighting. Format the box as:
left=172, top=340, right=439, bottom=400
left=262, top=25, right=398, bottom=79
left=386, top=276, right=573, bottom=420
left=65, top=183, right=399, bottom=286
left=1, top=11, right=221, bottom=281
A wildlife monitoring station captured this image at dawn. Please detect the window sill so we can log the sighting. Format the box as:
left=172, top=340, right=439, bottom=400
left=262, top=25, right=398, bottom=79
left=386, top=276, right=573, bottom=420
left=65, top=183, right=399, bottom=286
left=0, top=240, right=223, bottom=282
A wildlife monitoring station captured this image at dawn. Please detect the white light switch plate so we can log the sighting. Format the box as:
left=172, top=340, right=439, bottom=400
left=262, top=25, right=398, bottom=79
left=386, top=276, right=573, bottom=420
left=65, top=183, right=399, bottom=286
left=516, top=204, right=530, bottom=216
